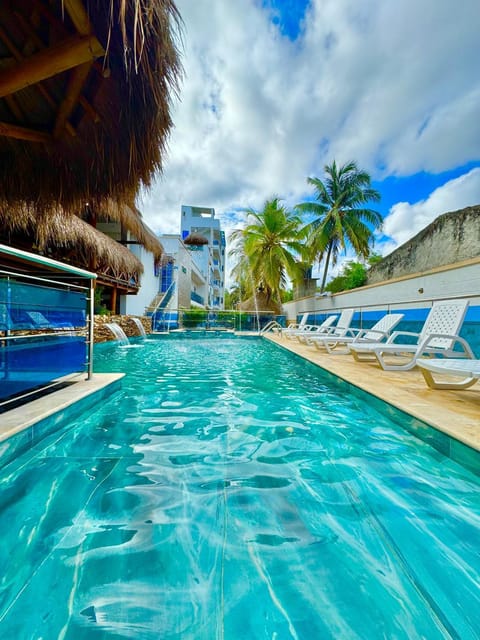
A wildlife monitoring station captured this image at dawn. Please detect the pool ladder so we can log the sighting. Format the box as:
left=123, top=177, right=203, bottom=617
left=259, top=320, right=283, bottom=335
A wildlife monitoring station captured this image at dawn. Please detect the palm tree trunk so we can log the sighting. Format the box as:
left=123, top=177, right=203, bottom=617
left=320, top=242, right=333, bottom=292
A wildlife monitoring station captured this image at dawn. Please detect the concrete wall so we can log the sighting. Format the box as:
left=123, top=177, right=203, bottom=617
left=283, top=259, right=480, bottom=319
left=368, top=206, right=480, bottom=284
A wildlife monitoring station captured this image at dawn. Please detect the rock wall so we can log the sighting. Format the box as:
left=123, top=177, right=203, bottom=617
left=368, top=205, right=480, bottom=284
left=94, top=315, right=151, bottom=343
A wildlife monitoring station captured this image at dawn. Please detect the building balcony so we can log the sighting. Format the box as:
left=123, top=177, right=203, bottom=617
left=190, top=291, right=205, bottom=306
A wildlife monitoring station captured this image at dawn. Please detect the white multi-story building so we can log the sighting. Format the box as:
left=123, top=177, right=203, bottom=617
left=145, top=206, right=226, bottom=329
left=180, top=205, right=226, bottom=310
left=158, top=234, right=209, bottom=310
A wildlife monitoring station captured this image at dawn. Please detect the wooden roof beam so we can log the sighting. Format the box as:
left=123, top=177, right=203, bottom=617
left=0, top=121, right=52, bottom=143
left=0, top=23, right=75, bottom=136
left=0, top=34, right=105, bottom=99
left=12, top=10, right=101, bottom=124
left=63, top=0, right=92, bottom=36
left=53, top=60, right=92, bottom=138
left=31, top=0, right=111, bottom=78
left=4, top=95, right=25, bottom=122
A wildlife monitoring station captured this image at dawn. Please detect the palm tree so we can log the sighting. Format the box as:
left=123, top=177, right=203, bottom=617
left=229, top=197, right=306, bottom=307
left=296, top=160, right=382, bottom=292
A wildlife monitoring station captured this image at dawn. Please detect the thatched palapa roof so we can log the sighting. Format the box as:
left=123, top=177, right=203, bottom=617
left=0, top=0, right=182, bottom=212
left=184, top=232, right=209, bottom=246
left=0, top=203, right=143, bottom=281
left=99, top=200, right=164, bottom=260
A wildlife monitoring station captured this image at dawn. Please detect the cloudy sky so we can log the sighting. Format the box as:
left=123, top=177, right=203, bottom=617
left=139, top=0, right=480, bottom=282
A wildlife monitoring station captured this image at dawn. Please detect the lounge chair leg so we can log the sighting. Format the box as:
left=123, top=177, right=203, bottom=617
left=420, top=368, right=478, bottom=390
left=324, top=342, right=349, bottom=355
left=350, top=349, right=377, bottom=363
left=375, top=351, right=416, bottom=371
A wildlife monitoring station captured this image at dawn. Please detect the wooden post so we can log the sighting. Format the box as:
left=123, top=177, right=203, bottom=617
left=111, top=287, right=118, bottom=314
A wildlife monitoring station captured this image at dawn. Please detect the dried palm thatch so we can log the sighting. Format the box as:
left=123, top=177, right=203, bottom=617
left=0, top=202, right=143, bottom=276
left=100, top=200, right=164, bottom=260
left=0, top=0, right=182, bottom=212
left=183, top=232, right=209, bottom=246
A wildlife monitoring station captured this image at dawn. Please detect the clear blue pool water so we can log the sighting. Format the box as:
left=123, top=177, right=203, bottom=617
left=0, top=337, right=479, bottom=639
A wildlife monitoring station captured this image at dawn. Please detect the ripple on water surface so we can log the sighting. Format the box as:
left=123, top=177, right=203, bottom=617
left=0, top=338, right=479, bottom=639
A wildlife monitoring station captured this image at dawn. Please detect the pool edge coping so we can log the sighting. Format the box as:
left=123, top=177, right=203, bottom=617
left=0, top=373, right=125, bottom=443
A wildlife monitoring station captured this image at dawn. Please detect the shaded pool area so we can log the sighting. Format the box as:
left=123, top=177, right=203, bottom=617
left=0, top=337, right=479, bottom=638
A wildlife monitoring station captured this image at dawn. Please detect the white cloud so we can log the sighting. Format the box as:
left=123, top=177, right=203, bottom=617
left=381, top=167, right=480, bottom=249
left=139, top=0, right=480, bottom=255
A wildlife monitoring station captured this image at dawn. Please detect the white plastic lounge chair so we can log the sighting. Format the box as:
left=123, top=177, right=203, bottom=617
left=295, top=314, right=339, bottom=342
left=307, top=313, right=404, bottom=354
left=304, top=308, right=355, bottom=349
left=283, top=314, right=336, bottom=339
left=348, top=300, right=473, bottom=371
left=417, top=358, right=480, bottom=390
left=282, top=313, right=309, bottom=338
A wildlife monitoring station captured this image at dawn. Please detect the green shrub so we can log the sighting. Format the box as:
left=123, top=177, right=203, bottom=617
left=325, top=262, right=367, bottom=294
left=182, top=309, right=207, bottom=327
left=94, top=286, right=109, bottom=315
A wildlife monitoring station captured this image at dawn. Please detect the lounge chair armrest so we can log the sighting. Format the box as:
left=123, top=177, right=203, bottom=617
left=420, top=333, right=475, bottom=357
left=351, top=328, right=389, bottom=343
left=320, top=326, right=337, bottom=335
left=386, top=330, right=421, bottom=344
left=346, top=327, right=362, bottom=335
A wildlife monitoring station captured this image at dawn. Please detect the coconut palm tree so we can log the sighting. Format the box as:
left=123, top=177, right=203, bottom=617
left=229, top=197, right=306, bottom=307
left=296, top=160, right=382, bottom=292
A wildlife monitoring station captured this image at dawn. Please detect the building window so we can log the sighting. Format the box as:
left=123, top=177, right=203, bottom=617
left=160, top=262, right=174, bottom=292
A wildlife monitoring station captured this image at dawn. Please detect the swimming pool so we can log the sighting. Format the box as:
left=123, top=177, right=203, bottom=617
left=0, top=337, right=479, bottom=638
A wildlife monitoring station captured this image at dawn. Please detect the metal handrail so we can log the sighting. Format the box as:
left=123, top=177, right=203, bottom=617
left=0, top=331, right=82, bottom=341
left=260, top=320, right=283, bottom=335
left=0, top=269, right=88, bottom=291
left=153, top=281, right=176, bottom=314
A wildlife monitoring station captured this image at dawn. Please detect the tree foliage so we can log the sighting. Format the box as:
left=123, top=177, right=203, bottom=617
left=296, top=160, right=382, bottom=291
left=229, top=197, right=306, bottom=306
left=325, top=254, right=383, bottom=294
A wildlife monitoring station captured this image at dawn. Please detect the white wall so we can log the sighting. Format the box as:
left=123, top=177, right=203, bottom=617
left=120, top=245, right=160, bottom=316
left=283, top=259, right=480, bottom=320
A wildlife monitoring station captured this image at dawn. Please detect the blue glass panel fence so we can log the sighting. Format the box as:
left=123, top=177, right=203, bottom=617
left=1, top=277, right=88, bottom=405
left=306, top=304, right=480, bottom=357
left=0, top=336, right=86, bottom=401
left=1, top=279, right=86, bottom=330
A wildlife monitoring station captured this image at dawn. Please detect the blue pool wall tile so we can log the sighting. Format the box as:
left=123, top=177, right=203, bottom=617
left=0, top=379, right=122, bottom=471
left=268, top=339, right=480, bottom=476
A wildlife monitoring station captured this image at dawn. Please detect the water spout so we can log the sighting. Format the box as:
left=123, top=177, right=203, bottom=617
left=105, top=322, right=129, bottom=345
left=131, top=317, right=147, bottom=337
left=249, top=272, right=260, bottom=333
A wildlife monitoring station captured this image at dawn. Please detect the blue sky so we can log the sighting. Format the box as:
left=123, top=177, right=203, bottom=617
left=140, top=0, right=480, bottom=282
